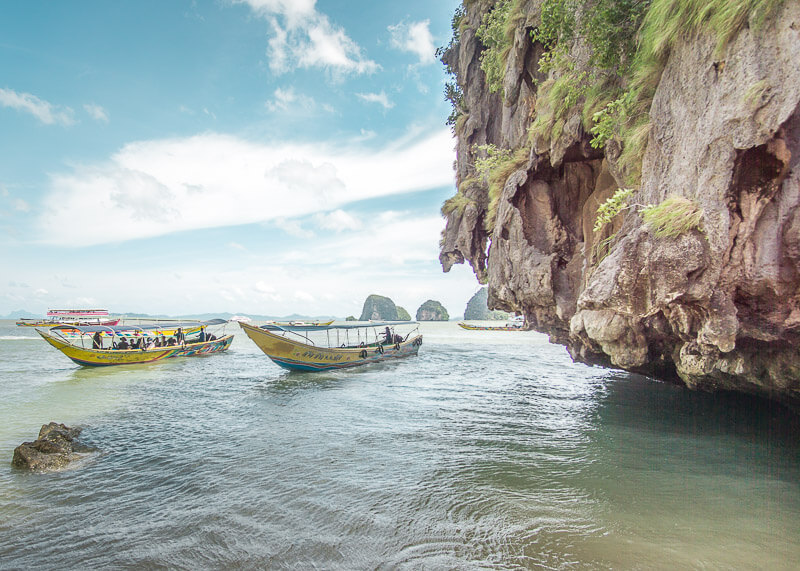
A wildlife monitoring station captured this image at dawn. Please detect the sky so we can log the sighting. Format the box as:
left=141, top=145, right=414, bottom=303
left=0, top=0, right=483, bottom=319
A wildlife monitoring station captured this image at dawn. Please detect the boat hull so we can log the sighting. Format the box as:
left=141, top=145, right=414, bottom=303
left=37, top=329, right=234, bottom=367
left=457, top=322, right=524, bottom=331
left=239, top=322, right=421, bottom=372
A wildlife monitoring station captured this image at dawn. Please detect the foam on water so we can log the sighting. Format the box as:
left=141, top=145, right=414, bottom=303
left=0, top=319, right=797, bottom=568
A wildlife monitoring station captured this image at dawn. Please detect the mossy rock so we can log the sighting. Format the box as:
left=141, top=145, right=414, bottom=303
left=396, top=306, right=412, bottom=321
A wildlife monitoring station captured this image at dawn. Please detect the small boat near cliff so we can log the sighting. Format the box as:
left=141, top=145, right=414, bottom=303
left=17, top=308, right=120, bottom=327
left=458, top=315, right=525, bottom=331
left=37, top=319, right=233, bottom=367
left=239, top=320, right=422, bottom=372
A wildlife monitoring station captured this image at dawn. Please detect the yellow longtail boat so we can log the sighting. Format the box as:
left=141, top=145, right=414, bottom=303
left=37, top=319, right=234, bottom=367
left=239, top=320, right=422, bottom=372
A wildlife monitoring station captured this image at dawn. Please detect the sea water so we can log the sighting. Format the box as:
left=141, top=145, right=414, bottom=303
left=0, top=320, right=797, bottom=569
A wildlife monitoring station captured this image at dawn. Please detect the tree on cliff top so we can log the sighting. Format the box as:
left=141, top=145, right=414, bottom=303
left=416, top=300, right=450, bottom=321
left=359, top=295, right=399, bottom=321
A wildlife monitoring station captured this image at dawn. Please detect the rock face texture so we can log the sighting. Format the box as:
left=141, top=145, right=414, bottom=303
left=359, top=295, right=399, bottom=321
left=12, top=423, right=94, bottom=471
left=416, top=300, right=450, bottom=321
left=440, top=1, right=800, bottom=408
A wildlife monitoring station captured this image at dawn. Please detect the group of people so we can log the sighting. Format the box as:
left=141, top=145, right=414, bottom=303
left=91, top=327, right=217, bottom=351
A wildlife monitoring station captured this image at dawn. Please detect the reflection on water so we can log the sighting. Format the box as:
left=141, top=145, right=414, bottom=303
left=0, top=320, right=797, bottom=569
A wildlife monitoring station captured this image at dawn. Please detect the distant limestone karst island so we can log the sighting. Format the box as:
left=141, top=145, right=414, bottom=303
left=464, top=287, right=509, bottom=321
left=359, top=294, right=449, bottom=322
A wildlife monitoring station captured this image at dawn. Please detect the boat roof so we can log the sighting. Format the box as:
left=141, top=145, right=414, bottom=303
left=261, top=320, right=419, bottom=332
left=47, top=319, right=227, bottom=334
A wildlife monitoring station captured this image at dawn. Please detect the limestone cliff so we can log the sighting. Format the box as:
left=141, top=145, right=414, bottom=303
left=439, top=0, right=800, bottom=408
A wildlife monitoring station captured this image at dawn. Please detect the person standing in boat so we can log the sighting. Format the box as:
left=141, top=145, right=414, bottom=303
left=176, top=328, right=185, bottom=345
left=92, top=331, right=102, bottom=349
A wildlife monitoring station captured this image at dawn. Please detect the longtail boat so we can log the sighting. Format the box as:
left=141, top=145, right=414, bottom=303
left=239, top=320, right=422, bottom=372
left=458, top=316, right=525, bottom=331
left=17, top=308, right=120, bottom=327
left=36, top=319, right=233, bottom=367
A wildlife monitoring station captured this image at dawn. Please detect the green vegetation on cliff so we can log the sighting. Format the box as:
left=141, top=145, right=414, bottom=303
left=396, top=306, right=412, bottom=321
left=444, top=0, right=786, bottom=193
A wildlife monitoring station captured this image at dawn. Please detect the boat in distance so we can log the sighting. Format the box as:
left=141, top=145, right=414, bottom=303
left=37, top=319, right=233, bottom=367
left=17, top=308, right=120, bottom=327
left=458, top=316, right=525, bottom=331
left=239, top=320, right=422, bottom=372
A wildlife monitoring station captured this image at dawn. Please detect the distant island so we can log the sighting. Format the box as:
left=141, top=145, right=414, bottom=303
left=360, top=294, right=399, bottom=321
left=416, top=300, right=449, bottom=321
left=464, top=288, right=509, bottom=320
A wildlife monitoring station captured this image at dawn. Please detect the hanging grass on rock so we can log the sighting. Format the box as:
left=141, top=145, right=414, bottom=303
left=641, top=196, right=704, bottom=237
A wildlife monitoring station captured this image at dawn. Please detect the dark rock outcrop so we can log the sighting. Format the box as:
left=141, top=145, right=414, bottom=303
left=439, top=1, right=800, bottom=408
left=12, top=423, right=95, bottom=471
left=359, top=294, right=399, bottom=321
left=416, top=300, right=449, bottom=321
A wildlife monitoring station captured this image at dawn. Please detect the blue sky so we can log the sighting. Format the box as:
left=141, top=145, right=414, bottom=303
left=0, top=0, right=481, bottom=318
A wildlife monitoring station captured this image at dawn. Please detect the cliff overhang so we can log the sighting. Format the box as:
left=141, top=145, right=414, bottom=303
left=439, top=0, right=800, bottom=409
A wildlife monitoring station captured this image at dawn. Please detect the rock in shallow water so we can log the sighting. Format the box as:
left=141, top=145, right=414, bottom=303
left=12, top=422, right=95, bottom=471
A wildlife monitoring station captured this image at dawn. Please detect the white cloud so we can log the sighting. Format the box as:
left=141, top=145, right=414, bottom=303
left=265, top=86, right=328, bottom=113
left=294, top=290, right=314, bottom=303
left=356, top=91, right=394, bottom=110
left=314, top=209, right=362, bottom=232
left=273, top=217, right=315, bottom=238
left=388, top=20, right=436, bottom=65
left=84, top=103, right=109, bottom=123
left=236, top=0, right=378, bottom=76
left=38, top=128, right=455, bottom=246
left=14, top=199, right=30, bottom=212
left=0, top=88, right=75, bottom=126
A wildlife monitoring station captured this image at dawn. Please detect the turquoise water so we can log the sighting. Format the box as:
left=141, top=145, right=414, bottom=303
left=0, top=320, right=798, bottom=568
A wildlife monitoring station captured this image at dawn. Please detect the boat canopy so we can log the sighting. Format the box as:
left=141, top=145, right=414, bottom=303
left=47, top=319, right=227, bottom=335
left=262, top=320, right=419, bottom=332
left=47, top=308, right=110, bottom=317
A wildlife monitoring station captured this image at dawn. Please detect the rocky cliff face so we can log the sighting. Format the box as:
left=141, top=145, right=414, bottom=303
left=440, top=0, right=800, bottom=408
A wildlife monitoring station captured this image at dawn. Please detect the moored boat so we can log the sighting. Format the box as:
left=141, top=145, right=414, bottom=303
left=239, top=320, right=422, bottom=372
left=37, top=319, right=233, bottom=367
left=458, top=316, right=525, bottom=331
left=17, top=309, right=120, bottom=327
